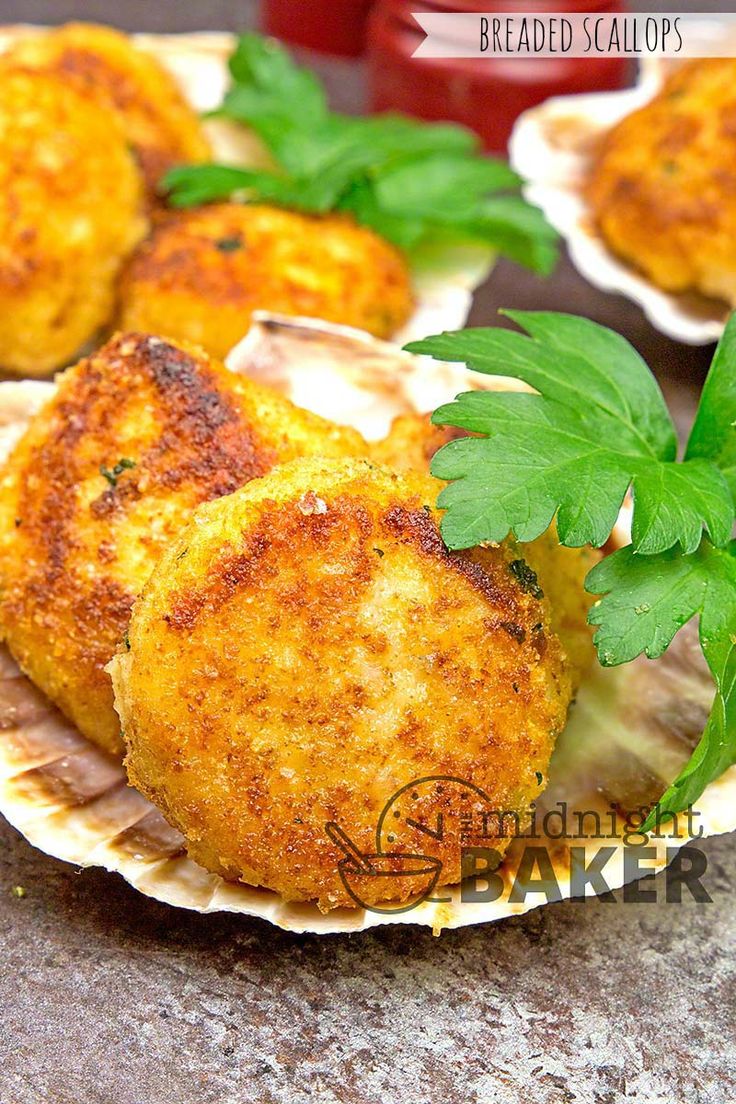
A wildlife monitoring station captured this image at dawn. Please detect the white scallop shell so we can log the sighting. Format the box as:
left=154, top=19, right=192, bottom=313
left=509, top=52, right=731, bottom=346
left=0, top=315, right=734, bottom=934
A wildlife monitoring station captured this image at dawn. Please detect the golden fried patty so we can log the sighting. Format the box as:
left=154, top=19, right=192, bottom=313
left=117, top=203, right=415, bottom=357
left=373, top=412, right=599, bottom=684
left=0, top=334, right=365, bottom=756
left=0, top=66, right=146, bottom=377
left=111, top=458, right=573, bottom=909
left=6, top=22, right=210, bottom=206
left=588, top=59, right=736, bottom=305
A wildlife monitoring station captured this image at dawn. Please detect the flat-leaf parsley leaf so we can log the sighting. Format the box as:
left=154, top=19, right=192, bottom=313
left=685, top=312, right=736, bottom=498
left=587, top=540, right=736, bottom=830
left=162, top=33, right=557, bottom=274
left=407, top=311, right=733, bottom=554
left=410, top=311, right=736, bottom=828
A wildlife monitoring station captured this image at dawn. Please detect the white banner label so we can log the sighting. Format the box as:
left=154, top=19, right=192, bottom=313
left=412, top=12, right=736, bottom=59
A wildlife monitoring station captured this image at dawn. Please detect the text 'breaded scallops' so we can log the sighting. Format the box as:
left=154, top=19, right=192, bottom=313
left=589, top=58, right=736, bottom=306
left=5, top=22, right=210, bottom=207
left=0, top=334, right=365, bottom=756
left=0, top=66, right=146, bottom=377
left=112, top=459, right=573, bottom=910
left=118, top=203, right=414, bottom=358
left=373, top=412, right=599, bottom=685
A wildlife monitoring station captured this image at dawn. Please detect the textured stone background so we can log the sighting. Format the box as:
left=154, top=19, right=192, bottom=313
left=0, top=3, right=734, bottom=1101
left=2, top=822, right=734, bottom=1104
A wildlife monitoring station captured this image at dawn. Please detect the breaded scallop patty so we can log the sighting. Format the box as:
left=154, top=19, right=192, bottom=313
left=0, top=334, right=365, bottom=756
left=6, top=22, right=210, bottom=207
left=588, top=59, right=736, bottom=305
left=117, top=203, right=414, bottom=357
left=111, top=458, right=572, bottom=909
left=373, top=412, right=599, bottom=684
left=0, top=67, right=146, bottom=377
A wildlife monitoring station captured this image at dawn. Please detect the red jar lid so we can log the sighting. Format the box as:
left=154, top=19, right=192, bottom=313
left=367, top=0, right=630, bottom=152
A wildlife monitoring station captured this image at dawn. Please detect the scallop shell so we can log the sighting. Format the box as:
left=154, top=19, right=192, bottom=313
left=0, top=25, right=494, bottom=346
left=0, top=315, right=734, bottom=934
left=509, top=45, right=733, bottom=346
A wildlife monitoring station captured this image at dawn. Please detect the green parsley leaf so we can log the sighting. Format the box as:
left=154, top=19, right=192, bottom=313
left=163, top=165, right=304, bottom=209
left=162, top=33, right=557, bottom=275
left=372, top=152, right=520, bottom=220
left=417, top=307, right=736, bottom=828
left=462, top=200, right=559, bottom=276
left=225, top=32, right=326, bottom=128
left=406, top=312, right=733, bottom=553
left=339, top=179, right=427, bottom=250
left=586, top=540, right=736, bottom=829
left=586, top=540, right=735, bottom=664
left=354, top=113, right=478, bottom=158
left=685, top=312, right=736, bottom=498
left=369, top=161, right=557, bottom=272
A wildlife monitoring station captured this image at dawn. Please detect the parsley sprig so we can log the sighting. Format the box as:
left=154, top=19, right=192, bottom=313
left=406, top=312, right=736, bottom=829
left=162, top=33, right=557, bottom=273
left=588, top=541, right=736, bottom=827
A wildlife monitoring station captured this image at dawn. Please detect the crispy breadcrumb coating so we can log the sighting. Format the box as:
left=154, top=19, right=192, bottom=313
left=6, top=22, right=210, bottom=207
left=117, top=203, right=415, bottom=356
left=0, top=333, right=366, bottom=755
left=588, top=59, right=736, bottom=305
left=0, top=66, right=146, bottom=377
left=111, top=458, right=573, bottom=909
left=373, top=412, right=599, bottom=685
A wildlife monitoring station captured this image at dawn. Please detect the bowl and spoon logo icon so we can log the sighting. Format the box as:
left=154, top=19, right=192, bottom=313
left=325, top=776, right=497, bottom=914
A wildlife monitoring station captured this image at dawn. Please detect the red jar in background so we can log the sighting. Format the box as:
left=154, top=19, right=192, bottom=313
left=263, top=0, right=375, bottom=58
left=367, top=0, right=629, bottom=152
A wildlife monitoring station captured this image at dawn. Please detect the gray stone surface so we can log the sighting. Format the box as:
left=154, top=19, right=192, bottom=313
left=1, top=820, right=735, bottom=1104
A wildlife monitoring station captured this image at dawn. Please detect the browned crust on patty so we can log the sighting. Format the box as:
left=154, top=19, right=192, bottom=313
left=114, top=458, right=571, bottom=907
left=5, top=22, right=211, bottom=206
left=0, top=333, right=365, bottom=754
left=118, top=203, right=415, bottom=357
left=587, top=58, right=736, bottom=304
left=373, top=411, right=598, bottom=685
